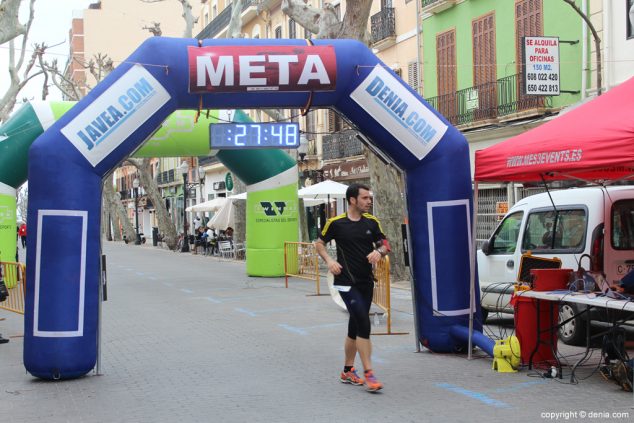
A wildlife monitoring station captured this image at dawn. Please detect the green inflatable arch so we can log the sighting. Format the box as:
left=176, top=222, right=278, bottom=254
left=0, top=101, right=298, bottom=276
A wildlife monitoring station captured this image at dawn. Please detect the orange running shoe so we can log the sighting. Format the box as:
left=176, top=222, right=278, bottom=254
left=364, top=371, right=383, bottom=392
left=339, top=367, right=364, bottom=385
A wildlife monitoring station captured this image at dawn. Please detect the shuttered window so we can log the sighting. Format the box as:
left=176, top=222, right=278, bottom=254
left=275, top=26, right=282, bottom=39
left=328, top=110, right=346, bottom=132
left=436, top=29, right=457, bottom=119
left=407, top=61, right=420, bottom=93
left=515, top=0, right=543, bottom=109
left=472, top=12, right=496, bottom=120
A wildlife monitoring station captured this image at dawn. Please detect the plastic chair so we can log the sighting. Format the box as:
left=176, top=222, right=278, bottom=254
left=218, top=240, right=235, bottom=259
left=234, top=241, right=246, bottom=260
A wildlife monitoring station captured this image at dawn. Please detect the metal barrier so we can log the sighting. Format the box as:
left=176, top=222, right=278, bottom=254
left=372, top=256, right=408, bottom=336
left=0, top=261, right=26, bottom=315
left=284, top=241, right=326, bottom=296
left=284, top=243, right=407, bottom=334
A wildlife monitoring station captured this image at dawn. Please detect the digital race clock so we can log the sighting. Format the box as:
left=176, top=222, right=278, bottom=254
left=210, top=122, right=300, bottom=149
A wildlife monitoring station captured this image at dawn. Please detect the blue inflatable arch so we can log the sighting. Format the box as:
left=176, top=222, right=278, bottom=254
left=26, top=38, right=482, bottom=379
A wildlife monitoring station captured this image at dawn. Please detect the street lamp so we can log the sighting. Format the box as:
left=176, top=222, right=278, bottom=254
left=179, top=161, right=190, bottom=252
left=132, top=177, right=141, bottom=245
left=297, top=135, right=309, bottom=164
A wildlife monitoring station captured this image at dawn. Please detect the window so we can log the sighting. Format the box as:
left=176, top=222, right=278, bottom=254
left=515, top=0, right=543, bottom=109
left=521, top=208, right=586, bottom=252
left=304, top=27, right=311, bottom=39
left=490, top=211, right=523, bottom=254
left=612, top=200, right=634, bottom=250
left=436, top=29, right=457, bottom=118
left=275, top=26, right=282, bottom=39
left=628, top=0, right=634, bottom=39
left=407, top=61, right=419, bottom=92
left=328, top=110, right=347, bottom=132
left=472, top=12, right=496, bottom=119
left=289, top=19, right=297, bottom=39
left=306, top=110, right=316, bottom=140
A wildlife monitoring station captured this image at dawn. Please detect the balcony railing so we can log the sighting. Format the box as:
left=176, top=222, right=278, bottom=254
left=198, top=156, right=220, bottom=167
left=421, top=0, right=457, bottom=14
left=196, top=0, right=256, bottom=39
left=425, top=73, right=552, bottom=127
left=322, top=131, right=364, bottom=161
left=370, top=8, right=395, bottom=44
left=156, top=169, right=175, bottom=185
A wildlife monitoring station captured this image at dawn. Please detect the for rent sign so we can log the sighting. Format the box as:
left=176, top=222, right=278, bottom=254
left=188, top=45, right=337, bottom=93
left=523, top=36, right=560, bottom=96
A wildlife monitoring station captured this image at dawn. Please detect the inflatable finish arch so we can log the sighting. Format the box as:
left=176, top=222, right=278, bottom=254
left=26, top=38, right=482, bottom=379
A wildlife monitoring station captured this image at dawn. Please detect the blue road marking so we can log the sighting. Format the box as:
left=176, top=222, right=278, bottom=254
left=235, top=308, right=257, bottom=317
left=162, top=282, right=173, bottom=287
left=278, top=322, right=345, bottom=336
left=436, top=383, right=511, bottom=409
left=205, top=296, right=222, bottom=304
left=180, top=288, right=193, bottom=294
left=278, top=324, right=308, bottom=335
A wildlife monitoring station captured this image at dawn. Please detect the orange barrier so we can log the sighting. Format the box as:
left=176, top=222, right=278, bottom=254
left=284, top=241, right=325, bottom=296
left=0, top=261, right=26, bottom=315
left=372, top=256, right=408, bottom=336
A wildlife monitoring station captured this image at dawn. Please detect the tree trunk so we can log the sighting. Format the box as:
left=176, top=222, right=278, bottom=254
left=103, top=177, right=135, bottom=243
left=283, top=0, right=409, bottom=282
left=0, top=0, right=26, bottom=45
left=232, top=177, right=246, bottom=244
left=127, top=157, right=179, bottom=250
left=365, top=151, right=408, bottom=281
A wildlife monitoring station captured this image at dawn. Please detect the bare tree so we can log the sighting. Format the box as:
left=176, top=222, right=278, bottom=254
left=281, top=0, right=408, bottom=280
left=140, top=0, right=198, bottom=37
left=0, top=0, right=49, bottom=122
left=143, top=22, right=162, bottom=37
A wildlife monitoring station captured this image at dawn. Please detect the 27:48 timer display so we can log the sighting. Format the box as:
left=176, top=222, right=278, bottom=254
left=210, top=122, right=300, bottom=149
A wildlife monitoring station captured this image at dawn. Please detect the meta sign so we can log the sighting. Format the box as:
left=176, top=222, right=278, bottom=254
left=523, top=36, right=560, bottom=96
left=188, top=45, right=337, bottom=93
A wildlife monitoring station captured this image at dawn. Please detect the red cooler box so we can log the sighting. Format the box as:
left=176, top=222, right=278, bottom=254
left=514, top=296, right=558, bottom=368
left=530, top=268, right=573, bottom=291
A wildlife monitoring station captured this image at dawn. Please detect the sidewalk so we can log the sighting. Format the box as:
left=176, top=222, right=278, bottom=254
left=1, top=241, right=632, bottom=423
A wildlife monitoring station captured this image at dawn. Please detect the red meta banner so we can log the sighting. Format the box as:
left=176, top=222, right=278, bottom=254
left=188, top=45, right=337, bottom=93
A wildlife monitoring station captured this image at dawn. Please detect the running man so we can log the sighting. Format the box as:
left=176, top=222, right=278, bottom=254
left=315, top=183, right=390, bottom=392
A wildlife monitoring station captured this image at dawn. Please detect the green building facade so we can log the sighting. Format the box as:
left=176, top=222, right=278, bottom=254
left=421, top=0, right=586, bottom=127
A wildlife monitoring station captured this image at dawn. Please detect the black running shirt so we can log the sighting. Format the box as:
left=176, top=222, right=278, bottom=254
left=319, top=213, right=387, bottom=286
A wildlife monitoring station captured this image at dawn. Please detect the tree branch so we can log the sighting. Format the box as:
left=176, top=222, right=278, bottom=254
left=0, top=0, right=26, bottom=44
left=281, top=0, right=321, bottom=35
left=562, top=0, right=602, bottom=95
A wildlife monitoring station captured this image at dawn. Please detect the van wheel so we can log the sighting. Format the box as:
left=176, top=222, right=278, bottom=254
left=558, top=303, right=586, bottom=345
left=481, top=308, right=489, bottom=323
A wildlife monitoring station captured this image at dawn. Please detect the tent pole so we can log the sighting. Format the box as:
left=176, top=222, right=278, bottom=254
left=468, top=181, right=479, bottom=360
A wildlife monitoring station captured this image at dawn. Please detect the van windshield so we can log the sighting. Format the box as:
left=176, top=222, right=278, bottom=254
left=612, top=200, right=634, bottom=250
left=489, top=211, right=523, bottom=254
left=522, top=209, right=586, bottom=252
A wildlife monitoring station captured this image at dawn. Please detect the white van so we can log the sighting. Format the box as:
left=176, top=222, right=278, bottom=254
left=477, top=186, right=634, bottom=344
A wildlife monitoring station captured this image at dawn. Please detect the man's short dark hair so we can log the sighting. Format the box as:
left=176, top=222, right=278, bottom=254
left=346, top=183, right=370, bottom=204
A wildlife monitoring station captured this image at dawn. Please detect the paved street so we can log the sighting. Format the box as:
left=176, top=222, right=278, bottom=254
left=1, top=242, right=633, bottom=422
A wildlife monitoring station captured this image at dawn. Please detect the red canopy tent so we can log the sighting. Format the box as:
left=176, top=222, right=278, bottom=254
left=467, top=77, right=634, bottom=355
left=475, top=76, right=634, bottom=183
